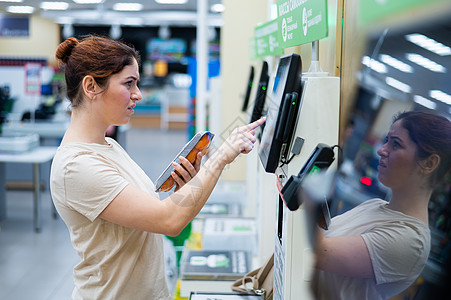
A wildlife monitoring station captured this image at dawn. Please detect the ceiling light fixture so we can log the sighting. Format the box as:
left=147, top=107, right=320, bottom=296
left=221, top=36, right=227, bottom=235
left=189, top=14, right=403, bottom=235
left=385, top=77, right=411, bottom=93
left=155, top=0, right=188, bottom=4
left=413, top=95, right=437, bottom=110
left=429, top=90, right=451, bottom=105
left=40, top=2, right=69, bottom=10
left=362, top=56, right=387, bottom=73
left=210, top=3, right=224, bottom=13
left=406, top=53, right=447, bottom=73
left=0, top=0, right=23, bottom=2
left=72, top=0, right=103, bottom=3
left=113, top=3, right=143, bottom=11
left=6, top=5, right=34, bottom=13
left=405, top=33, right=451, bottom=56
left=379, top=54, right=413, bottom=73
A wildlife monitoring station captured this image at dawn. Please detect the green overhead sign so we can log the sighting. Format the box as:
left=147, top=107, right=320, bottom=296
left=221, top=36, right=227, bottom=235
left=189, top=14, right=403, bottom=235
left=255, top=19, right=283, bottom=58
left=276, top=0, right=328, bottom=48
left=360, top=0, right=448, bottom=23
left=249, top=37, right=257, bottom=61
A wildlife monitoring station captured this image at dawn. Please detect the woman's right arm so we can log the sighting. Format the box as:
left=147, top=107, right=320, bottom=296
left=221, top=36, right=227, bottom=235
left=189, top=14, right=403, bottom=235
left=99, top=117, right=265, bottom=235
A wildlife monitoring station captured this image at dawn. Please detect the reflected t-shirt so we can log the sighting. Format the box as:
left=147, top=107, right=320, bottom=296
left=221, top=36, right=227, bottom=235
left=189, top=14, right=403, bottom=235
left=314, top=198, right=430, bottom=300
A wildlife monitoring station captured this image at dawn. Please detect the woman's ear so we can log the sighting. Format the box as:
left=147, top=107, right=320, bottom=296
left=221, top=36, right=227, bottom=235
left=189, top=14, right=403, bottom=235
left=82, top=75, right=98, bottom=100
left=419, top=154, right=440, bottom=175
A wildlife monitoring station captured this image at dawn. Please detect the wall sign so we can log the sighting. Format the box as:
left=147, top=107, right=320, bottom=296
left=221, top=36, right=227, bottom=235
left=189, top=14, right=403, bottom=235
left=276, top=0, right=328, bottom=48
left=0, top=16, right=29, bottom=37
left=249, top=37, right=257, bottom=61
left=255, top=19, right=283, bottom=58
left=360, top=0, right=448, bottom=23
left=25, top=63, right=42, bottom=95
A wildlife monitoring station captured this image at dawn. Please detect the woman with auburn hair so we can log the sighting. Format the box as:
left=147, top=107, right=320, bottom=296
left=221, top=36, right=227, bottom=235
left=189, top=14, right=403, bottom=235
left=50, top=35, right=265, bottom=299
left=313, top=111, right=451, bottom=300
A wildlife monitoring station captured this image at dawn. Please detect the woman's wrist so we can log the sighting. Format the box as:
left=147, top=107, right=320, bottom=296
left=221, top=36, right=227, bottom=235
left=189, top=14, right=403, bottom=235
left=205, top=147, right=229, bottom=173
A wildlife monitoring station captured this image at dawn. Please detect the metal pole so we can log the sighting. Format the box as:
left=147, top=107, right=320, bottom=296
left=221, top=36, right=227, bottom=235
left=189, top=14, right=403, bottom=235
left=196, top=0, right=208, bottom=132
left=312, top=40, right=319, bottom=62
left=308, top=40, right=326, bottom=74
left=33, top=163, right=41, bottom=232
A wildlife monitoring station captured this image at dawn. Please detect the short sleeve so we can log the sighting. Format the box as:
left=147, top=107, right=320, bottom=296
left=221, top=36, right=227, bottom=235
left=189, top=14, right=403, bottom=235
left=362, top=221, right=429, bottom=285
left=63, top=152, right=129, bottom=222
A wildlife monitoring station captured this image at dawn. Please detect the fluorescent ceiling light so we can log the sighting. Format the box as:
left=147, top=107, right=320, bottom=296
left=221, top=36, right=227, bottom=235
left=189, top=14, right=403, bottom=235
left=6, top=5, right=34, bottom=13
left=0, top=0, right=23, bottom=2
left=406, top=33, right=451, bottom=56
left=72, top=0, right=103, bottom=3
left=172, top=74, right=192, bottom=89
left=429, top=90, right=451, bottom=105
left=385, top=77, right=411, bottom=93
left=406, top=53, right=447, bottom=73
left=40, top=2, right=69, bottom=10
left=413, top=95, right=437, bottom=110
left=379, top=54, right=413, bottom=73
left=113, top=3, right=143, bottom=11
left=155, top=0, right=188, bottom=4
left=362, top=56, right=387, bottom=73
left=211, top=3, right=224, bottom=13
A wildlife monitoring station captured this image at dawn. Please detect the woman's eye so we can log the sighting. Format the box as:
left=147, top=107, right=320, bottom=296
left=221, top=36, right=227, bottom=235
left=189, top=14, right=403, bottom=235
left=391, top=141, right=400, bottom=149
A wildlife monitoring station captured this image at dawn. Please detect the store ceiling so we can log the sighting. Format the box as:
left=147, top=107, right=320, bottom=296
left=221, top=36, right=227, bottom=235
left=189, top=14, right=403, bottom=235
left=360, top=16, right=451, bottom=115
left=0, top=0, right=223, bottom=26
left=1, top=1, right=450, bottom=115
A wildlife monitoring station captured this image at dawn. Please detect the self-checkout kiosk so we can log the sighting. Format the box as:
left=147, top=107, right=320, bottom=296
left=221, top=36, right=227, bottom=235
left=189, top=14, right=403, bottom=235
left=242, top=60, right=272, bottom=221
left=257, top=43, right=339, bottom=299
left=241, top=66, right=255, bottom=113
left=241, top=60, right=280, bottom=263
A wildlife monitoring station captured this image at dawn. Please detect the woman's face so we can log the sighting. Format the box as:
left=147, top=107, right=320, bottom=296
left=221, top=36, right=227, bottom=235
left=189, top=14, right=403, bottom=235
left=376, top=120, right=422, bottom=190
left=98, top=58, right=142, bottom=126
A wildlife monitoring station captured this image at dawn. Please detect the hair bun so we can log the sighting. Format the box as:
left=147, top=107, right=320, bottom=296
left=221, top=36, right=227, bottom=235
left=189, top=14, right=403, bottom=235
left=55, top=37, right=79, bottom=64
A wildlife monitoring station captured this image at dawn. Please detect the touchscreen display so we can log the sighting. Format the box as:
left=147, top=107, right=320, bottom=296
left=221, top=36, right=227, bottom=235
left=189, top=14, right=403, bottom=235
left=259, top=63, right=287, bottom=162
left=241, top=66, right=255, bottom=112
left=258, top=54, right=302, bottom=173
left=250, top=61, right=269, bottom=123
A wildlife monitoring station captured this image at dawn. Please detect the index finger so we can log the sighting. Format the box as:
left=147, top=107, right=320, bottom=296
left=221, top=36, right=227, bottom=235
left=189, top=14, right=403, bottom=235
left=244, top=116, right=266, bottom=132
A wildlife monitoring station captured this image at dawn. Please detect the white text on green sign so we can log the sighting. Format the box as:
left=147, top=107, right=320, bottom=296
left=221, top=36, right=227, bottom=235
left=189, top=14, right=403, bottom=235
left=255, top=19, right=283, bottom=58
left=277, top=0, right=328, bottom=48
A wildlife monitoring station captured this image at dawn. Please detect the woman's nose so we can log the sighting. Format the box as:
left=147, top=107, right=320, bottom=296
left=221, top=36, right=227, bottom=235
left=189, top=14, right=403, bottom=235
left=377, top=144, right=387, bottom=157
left=131, top=88, right=142, bottom=101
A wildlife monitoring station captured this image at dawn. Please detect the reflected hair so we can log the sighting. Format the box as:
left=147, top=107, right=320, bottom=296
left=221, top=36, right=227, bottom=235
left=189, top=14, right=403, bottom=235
left=394, top=111, right=451, bottom=187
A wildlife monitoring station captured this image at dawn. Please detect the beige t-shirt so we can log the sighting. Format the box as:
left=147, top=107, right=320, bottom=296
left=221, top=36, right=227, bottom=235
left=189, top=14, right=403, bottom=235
left=50, top=138, right=171, bottom=300
left=314, top=198, right=430, bottom=300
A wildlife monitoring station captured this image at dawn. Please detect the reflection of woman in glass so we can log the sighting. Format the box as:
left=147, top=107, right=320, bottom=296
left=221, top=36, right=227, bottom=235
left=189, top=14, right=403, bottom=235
left=313, top=111, right=451, bottom=300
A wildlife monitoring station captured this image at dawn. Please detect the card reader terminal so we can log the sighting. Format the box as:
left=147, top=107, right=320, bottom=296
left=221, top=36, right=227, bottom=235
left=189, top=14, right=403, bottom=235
left=281, top=143, right=335, bottom=212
